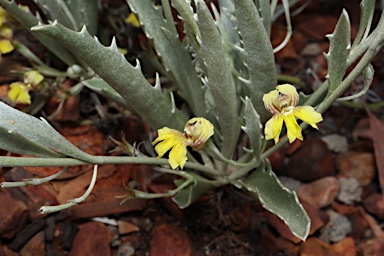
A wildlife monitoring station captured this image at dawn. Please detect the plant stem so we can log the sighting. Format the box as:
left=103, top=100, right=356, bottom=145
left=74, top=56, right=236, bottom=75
left=0, top=156, right=219, bottom=176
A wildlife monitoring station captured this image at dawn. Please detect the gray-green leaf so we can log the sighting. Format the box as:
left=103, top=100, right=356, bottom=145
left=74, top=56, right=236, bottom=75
left=0, top=102, right=94, bottom=162
left=196, top=0, right=240, bottom=159
left=172, top=172, right=215, bottom=209
left=232, top=0, right=277, bottom=123
left=325, top=9, right=351, bottom=95
left=242, top=98, right=262, bottom=165
left=242, top=160, right=310, bottom=241
left=31, top=22, right=187, bottom=131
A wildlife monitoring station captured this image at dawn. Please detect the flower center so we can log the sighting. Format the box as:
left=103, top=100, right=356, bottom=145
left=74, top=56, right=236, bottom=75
left=278, top=92, right=290, bottom=109
left=281, top=105, right=294, bottom=115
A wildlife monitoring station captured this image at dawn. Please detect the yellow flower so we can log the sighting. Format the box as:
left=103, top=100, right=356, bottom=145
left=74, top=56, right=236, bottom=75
left=7, top=70, right=44, bottom=105
left=152, top=117, right=214, bottom=169
left=0, top=38, right=13, bottom=54
left=24, top=70, right=44, bottom=86
left=263, top=84, right=323, bottom=144
left=8, top=82, right=31, bottom=104
left=125, top=13, right=140, bottom=28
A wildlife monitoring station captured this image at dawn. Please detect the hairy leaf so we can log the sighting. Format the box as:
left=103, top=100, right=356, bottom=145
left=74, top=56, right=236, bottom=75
left=325, top=10, right=351, bottom=94
left=31, top=22, right=187, bottom=130
left=196, top=0, right=240, bottom=159
left=242, top=160, right=310, bottom=241
left=172, top=172, right=214, bottom=209
left=242, top=98, right=262, bottom=164
left=232, top=0, right=277, bottom=123
left=127, top=0, right=206, bottom=117
left=0, top=102, right=94, bottom=161
left=351, top=0, right=376, bottom=49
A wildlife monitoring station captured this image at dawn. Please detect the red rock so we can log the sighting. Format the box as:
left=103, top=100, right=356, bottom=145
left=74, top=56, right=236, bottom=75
left=117, top=221, right=140, bottom=235
left=331, top=237, right=356, bottom=256
left=20, top=231, right=45, bottom=256
left=0, top=190, right=29, bottom=239
left=285, top=137, right=335, bottom=181
left=336, top=151, right=376, bottom=186
left=298, top=177, right=339, bottom=209
left=150, top=223, right=193, bottom=256
left=362, top=193, right=384, bottom=219
left=300, top=237, right=332, bottom=256
left=69, top=222, right=112, bottom=256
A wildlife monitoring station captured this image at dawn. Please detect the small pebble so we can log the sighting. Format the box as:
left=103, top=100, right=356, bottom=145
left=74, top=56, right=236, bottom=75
left=337, top=177, right=362, bottom=205
left=322, top=134, right=348, bottom=153
left=319, top=210, right=351, bottom=243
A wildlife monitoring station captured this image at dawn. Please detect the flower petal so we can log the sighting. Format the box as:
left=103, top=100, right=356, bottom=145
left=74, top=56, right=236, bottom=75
left=265, top=114, right=284, bottom=143
left=283, top=114, right=303, bottom=143
left=294, top=106, right=323, bottom=129
left=24, top=70, right=44, bottom=86
left=169, top=142, right=188, bottom=169
left=184, top=117, right=214, bottom=149
left=8, top=82, right=31, bottom=104
left=0, top=39, right=13, bottom=54
left=263, top=89, right=280, bottom=114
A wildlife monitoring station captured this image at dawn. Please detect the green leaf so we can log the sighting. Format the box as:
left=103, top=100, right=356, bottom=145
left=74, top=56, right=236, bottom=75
left=242, top=160, right=310, bottom=241
left=170, top=0, right=200, bottom=38
left=0, top=0, right=77, bottom=66
left=256, top=0, right=272, bottom=36
left=172, top=172, right=215, bottom=209
left=242, top=98, right=262, bottom=165
left=127, top=0, right=206, bottom=118
left=196, top=0, right=240, bottom=159
left=34, top=0, right=79, bottom=31
left=81, top=77, right=127, bottom=108
left=325, top=10, right=351, bottom=94
left=0, top=126, right=63, bottom=158
left=232, top=0, right=277, bottom=123
left=31, top=22, right=187, bottom=131
left=63, top=0, right=98, bottom=35
left=351, top=0, right=376, bottom=49
left=34, top=0, right=98, bottom=34
left=0, top=102, right=94, bottom=162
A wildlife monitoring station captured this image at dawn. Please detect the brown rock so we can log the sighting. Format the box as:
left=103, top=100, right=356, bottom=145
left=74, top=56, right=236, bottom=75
left=150, top=223, right=193, bottom=256
left=336, top=151, right=376, bottom=186
left=228, top=203, right=252, bottom=232
left=362, top=193, right=384, bottom=219
left=358, top=238, right=384, bottom=256
left=69, top=222, right=112, bottom=256
left=331, top=237, right=356, bottom=256
left=118, top=221, right=140, bottom=235
left=0, top=245, right=18, bottom=256
left=20, top=231, right=45, bottom=256
left=298, top=177, right=339, bottom=209
left=0, top=190, right=29, bottom=239
left=285, top=137, right=335, bottom=181
left=300, top=237, right=332, bottom=256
